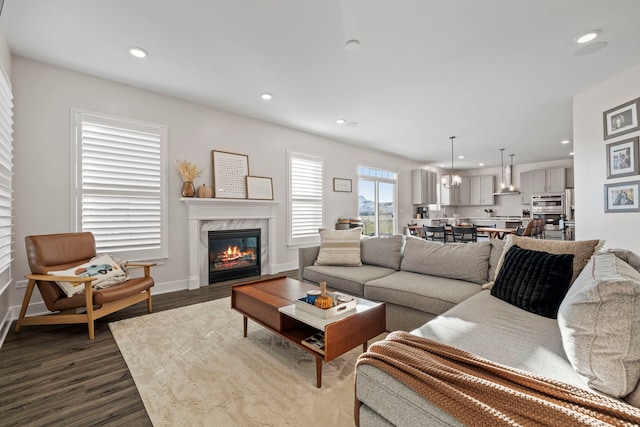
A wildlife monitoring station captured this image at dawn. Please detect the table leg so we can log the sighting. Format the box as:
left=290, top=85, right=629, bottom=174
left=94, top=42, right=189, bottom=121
left=362, top=341, right=368, bottom=352
left=316, top=357, right=322, bottom=388
left=243, top=316, right=248, bottom=337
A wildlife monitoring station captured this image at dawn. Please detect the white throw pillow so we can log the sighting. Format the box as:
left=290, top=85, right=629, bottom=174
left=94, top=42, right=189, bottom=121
left=557, top=253, right=640, bottom=398
left=48, top=254, right=129, bottom=297
left=314, top=227, right=363, bottom=266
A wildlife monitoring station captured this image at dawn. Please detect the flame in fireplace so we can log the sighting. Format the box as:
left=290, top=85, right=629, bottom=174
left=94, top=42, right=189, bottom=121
left=219, top=245, right=255, bottom=263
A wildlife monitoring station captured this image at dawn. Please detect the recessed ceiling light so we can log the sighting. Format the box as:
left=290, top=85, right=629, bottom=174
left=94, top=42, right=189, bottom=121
left=574, top=41, right=607, bottom=56
left=577, top=30, right=600, bottom=44
left=260, top=93, right=273, bottom=101
left=569, top=152, right=575, bottom=156
left=345, top=39, right=361, bottom=50
left=439, top=164, right=445, bottom=168
left=336, top=119, right=346, bottom=124
left=479, top=162, right=484, bottom=166
left=458, top=155, right=464, bottom=159
left=129, top=46, right=148, bottom=58
left=561, top=139, right=571, bottom=144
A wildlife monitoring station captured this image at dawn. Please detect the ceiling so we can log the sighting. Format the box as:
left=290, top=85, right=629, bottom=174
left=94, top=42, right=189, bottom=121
left=2, top=0, right=640, bottom=169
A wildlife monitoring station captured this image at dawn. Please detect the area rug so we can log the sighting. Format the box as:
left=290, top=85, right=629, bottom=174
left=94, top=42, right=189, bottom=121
left=109, top=297, right=385, bottom=426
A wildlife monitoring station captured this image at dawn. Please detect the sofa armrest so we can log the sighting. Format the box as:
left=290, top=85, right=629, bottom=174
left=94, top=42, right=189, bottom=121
left=298, top=246, right=320, bottom=281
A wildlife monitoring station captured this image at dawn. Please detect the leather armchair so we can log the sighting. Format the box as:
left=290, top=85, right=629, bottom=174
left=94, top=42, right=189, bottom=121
left=16, top=232, right=155, bottom=339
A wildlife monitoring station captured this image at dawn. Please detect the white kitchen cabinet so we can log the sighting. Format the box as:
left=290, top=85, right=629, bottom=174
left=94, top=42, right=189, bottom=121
left=520, top=167, right=567, bottom=204
left=440, top=175, right=470, bottom=205
left=546, top=167, right=566, bottom=192
left=469, top=175, right=494, bottom=205
left=412, top=169, right=437, bottom=204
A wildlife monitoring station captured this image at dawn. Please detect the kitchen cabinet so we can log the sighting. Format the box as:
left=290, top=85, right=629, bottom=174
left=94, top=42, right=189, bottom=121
left=440, top=175, right=470, bottom=205
left=412, top=169, right=438, bottom=204
left=469, top=175, right=494, bottom=205
left=520, top=167, right=567, bottom=204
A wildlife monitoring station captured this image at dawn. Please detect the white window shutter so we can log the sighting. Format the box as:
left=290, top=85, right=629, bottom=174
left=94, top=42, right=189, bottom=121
left=288, top=152, right=323, bottom=246
left=0, top=66, right=13, bottom=281
left=72, top=110, right=167, bottom=261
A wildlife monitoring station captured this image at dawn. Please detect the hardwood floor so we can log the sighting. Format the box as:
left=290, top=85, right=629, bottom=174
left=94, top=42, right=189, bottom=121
left=0, top=271, right=297, bottom=427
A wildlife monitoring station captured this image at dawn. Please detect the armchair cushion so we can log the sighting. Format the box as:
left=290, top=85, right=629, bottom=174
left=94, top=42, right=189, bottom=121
left=48, top=254, right=129, bottom=297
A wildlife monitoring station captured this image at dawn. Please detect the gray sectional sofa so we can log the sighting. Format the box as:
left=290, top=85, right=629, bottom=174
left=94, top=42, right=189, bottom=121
left=299, top=234, right=504, bottom=331
left=298, top=234, right=640, bottom=425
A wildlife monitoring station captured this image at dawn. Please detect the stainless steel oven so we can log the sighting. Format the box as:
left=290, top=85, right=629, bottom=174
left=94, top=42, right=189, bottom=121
left=531, top=193, right=564, bottom=215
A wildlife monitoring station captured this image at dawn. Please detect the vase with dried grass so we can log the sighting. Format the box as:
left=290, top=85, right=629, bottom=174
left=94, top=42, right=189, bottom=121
left=176, top=160, right=202, bottom=198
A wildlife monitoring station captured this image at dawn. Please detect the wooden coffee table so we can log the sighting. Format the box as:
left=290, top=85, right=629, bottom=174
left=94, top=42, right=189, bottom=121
left=231, top=276, right=385, bottom=388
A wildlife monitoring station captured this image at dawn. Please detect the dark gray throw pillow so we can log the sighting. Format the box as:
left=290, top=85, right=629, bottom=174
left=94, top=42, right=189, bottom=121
left=491, top=245, right=574, bottom=319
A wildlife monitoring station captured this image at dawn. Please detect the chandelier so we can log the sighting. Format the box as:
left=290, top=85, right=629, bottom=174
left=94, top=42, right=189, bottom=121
left=442, top=136, right=461, bottom=189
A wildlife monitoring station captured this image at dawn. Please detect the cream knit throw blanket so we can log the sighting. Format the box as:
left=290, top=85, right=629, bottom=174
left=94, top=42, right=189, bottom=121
left=355, top=331, right=640, bottom=426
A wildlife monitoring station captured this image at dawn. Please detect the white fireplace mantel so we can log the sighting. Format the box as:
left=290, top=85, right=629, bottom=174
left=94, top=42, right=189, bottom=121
left=181, top=198, right=281, bottom=289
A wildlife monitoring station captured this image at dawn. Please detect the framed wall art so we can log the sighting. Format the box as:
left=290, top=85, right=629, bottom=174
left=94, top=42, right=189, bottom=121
left=606, top=137, right=639, bottom=179
left=246, top=176, right=273, bottom=200
left=603, top=98, right=640, bottom=140
left=333, top=178, right=352, bottom=192
left=212, top=150, right=249, bottom=199
left=604, top=180, right=640, bottom=213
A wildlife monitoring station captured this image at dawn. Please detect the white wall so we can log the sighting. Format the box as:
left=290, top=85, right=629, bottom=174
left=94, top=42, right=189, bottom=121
left=9, top=56, right=421, bottom=310
left=574, top=64, right=640, bottom=253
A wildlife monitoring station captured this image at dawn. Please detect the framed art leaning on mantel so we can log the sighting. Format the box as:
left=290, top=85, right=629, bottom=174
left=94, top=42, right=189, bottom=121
left=246, top=176, right=273, bottom=200
left=212, top=150, right=249, bottom=199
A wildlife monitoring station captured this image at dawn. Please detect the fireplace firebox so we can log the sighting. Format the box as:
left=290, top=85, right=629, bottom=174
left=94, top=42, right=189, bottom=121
left=208, top=229, right=261, bottom=283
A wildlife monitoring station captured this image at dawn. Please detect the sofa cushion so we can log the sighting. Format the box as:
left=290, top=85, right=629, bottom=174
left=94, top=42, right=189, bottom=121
left=400, top=238, right=491, bottom=285
left=314, top=227, right=362, bottom=266
left=411, top=291, right=591, bottom=390
left=303, top=264, right=396, bottom=296
left=492, top=235, right=603, bottom=285
left=488, top=238, right=506, bottom=282
left=606, top=248, right=640, bottom=273
left=557, top=253, right=640, bottom=398
left=360, top=235, right=404, bottom=270
left=365, top=271, right=482, bottom=316
left=491, top=245, right=574, bottom=319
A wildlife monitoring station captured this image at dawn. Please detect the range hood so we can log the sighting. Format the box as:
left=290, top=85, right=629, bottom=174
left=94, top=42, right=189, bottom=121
left=493, top=150, right=520, bottom=195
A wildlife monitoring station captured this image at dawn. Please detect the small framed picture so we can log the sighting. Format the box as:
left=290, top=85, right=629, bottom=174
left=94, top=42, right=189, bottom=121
left=607, top=137, right=639, bottom=179
left=333, top=178, right=352, bottom=192
left=246, top=176, right=273, bottom=200
left=604, top=180, right=640, bottom=213
left=603, top=98, right=640, bottom=140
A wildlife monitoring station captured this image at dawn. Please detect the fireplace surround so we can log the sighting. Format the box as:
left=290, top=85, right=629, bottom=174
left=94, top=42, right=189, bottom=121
left=183, top=198, right=279, bottom=289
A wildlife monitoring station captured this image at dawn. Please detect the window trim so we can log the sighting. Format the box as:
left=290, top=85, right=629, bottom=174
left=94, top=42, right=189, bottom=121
left=70, top=108, right=168, bottom=261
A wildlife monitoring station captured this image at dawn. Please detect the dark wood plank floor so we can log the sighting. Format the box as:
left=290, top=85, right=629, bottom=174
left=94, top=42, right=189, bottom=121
left=0, top=271, right=297, bottom=427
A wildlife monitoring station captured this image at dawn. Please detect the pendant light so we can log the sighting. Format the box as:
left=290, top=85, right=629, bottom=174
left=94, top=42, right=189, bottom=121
left=442, top=136, right=461, bottom=189
left=494, top=149, right=520, bottom=195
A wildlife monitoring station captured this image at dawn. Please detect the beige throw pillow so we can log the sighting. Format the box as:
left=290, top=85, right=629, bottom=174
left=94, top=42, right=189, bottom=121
left=314, top=227, right=363, bottom=266
left=488, top=235, right=604, bottom=287
left=557, top=253, right=640, bottom=398
left=48, top=254, right=129, bottom=297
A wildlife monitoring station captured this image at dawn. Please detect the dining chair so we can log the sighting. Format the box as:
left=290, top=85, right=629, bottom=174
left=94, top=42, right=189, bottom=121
left=450, top=225, right=478, bottom=243
left=423, top=225, right=446, bottom=243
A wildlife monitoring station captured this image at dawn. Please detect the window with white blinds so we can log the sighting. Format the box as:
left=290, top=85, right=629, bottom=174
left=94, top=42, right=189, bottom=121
left=72, top=110, right=167, bottom=261
left=0, top=66, right=13, bottom=283
left=287, top=151, right=323, bottom=246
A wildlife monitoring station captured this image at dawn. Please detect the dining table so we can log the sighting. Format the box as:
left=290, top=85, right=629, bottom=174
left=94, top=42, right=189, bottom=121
left=476, top=227, right=517, bottom=240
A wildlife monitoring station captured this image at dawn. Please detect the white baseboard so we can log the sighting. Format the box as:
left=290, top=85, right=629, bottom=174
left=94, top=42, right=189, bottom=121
left=273, top=261, right=298, bottom=275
